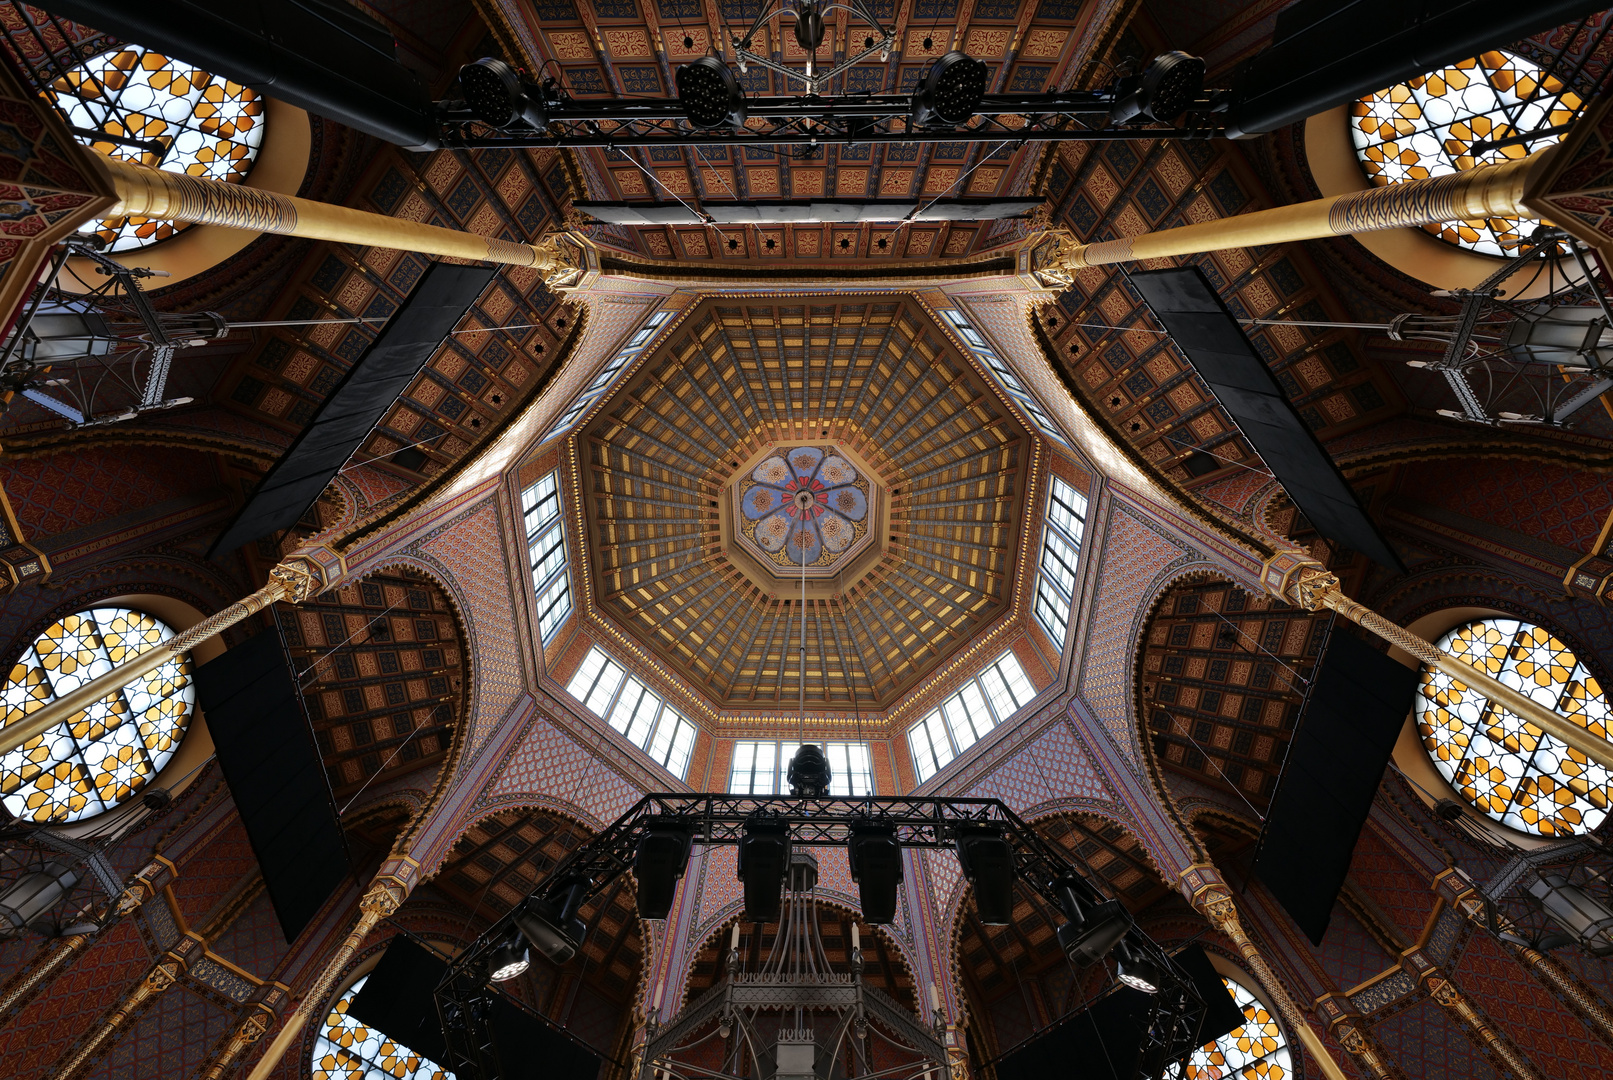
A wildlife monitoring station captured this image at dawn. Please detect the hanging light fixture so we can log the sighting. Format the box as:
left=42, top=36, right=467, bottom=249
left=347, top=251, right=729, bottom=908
left=0, top=862, right=82, bottom=938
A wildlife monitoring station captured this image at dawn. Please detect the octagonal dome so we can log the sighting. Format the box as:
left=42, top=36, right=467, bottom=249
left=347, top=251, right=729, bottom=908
left=577, top=295, right=1035, bottom=710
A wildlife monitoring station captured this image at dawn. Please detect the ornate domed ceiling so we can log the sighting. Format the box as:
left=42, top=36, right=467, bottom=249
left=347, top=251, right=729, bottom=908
left=578, top=295, right=1036, bottom=711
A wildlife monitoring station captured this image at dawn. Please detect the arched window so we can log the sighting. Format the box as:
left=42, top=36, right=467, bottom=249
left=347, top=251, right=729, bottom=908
left=48, top=45, right=266, bottom=251
left=1351, top=51, right=1582, bottom=256
left=0, top=607, right=193, bottom=823
left=1169, top=975, right=1291, bottom=1079
left=1417, top=617, right=1612, bottom=836
left=313, top=974, right=454, bottom=1080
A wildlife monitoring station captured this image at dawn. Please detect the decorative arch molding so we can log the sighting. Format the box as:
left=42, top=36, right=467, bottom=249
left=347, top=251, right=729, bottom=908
left=1331, top=432, right=1613, bottom=478
left=0, top=423, right=289, bottom=465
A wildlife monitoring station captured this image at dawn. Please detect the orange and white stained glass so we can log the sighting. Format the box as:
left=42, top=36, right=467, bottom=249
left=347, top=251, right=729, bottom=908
left=1170, top=977, right=1290, bottom=1080
left=313, top=976, right=454, bottom=1080
left=1352, top=51, right=1582, bottom=256
left=1417, top=618, right=1613, bottom=836
left=47, top=46, right=266, bottom=251
left=0, top=607, right=192, bottom=823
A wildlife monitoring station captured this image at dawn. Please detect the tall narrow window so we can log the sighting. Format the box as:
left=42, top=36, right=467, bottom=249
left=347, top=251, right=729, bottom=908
left=522, top=470, right=571, bottom=643
left=942, top=309, right=1072, bottom=448
left=728, top=741, right=874, bottom=796
left=1035, top=476, right=1087, bottom=647
left=541, top=309, right=671, bottom=442
left=564, top=646, right=696, bottom=778
left=909, top=649, right=1037, bottom=783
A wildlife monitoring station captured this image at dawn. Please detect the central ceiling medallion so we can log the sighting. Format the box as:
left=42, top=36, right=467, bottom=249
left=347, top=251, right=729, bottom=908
left=734, top=444, right=880, bottom=578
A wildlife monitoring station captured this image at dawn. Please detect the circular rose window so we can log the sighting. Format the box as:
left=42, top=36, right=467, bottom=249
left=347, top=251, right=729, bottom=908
left=47, top=45, right=266, bottom=251
left=1170, top=976, right=1290, bottom=1079
left=0, top=607, right=193, bottom=822
left=1417, top=617, right=1613, bottom=836
left=1352, top=51, right=1582, bottom=256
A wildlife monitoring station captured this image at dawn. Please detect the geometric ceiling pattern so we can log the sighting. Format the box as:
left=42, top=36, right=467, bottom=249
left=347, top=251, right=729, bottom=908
left=580, top=295, right=1032, bottom=709
left=1139, top=577, right=1325, bottom=806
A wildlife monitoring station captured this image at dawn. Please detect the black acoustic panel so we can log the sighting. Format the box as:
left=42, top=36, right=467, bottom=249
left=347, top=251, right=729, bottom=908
left=195, top=630, right=350, bottom=942
left=1254, top=631, right=1420, bottom=944
left=1131, top=268, right=1404, bottom=573
left=995, top=948, right=1242, bottom=1080
left=208, top=262, right=496, bottom=557
left=490, top=995, right=603, bottom=1080
left=349, top=936, right=451, bottom=1066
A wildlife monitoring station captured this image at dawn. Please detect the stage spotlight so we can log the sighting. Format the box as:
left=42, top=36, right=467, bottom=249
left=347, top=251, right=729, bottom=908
left=1114, top=940, right=1165, bottom=994
left=634, top=819, right=696, bottom=920
left=1109, top=51, right=1205, bottom=125
left=677, top=57, right=748, bottom=130
left=459, top=58, right=549, bottom=130
left=910, top=52, right=987, bottom=129
left=488, top=935, right=531, bottom=982
left=1056, top=890, right=1133, bottom=966
left=512, top=885, right=586, bottom=965
left=787, top=743, right=832, bottom=796
left=955, top=824, right=1015, bottom=924
left=738, top=818, right=791, bottom=920
left=847, top=821, right=903, bottom=924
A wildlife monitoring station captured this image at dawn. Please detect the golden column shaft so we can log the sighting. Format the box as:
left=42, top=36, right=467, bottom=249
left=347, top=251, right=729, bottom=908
left=92, top=152, right=560, bottom=270
left=1273, top=561, right=1613, bottom=771
left=242, top=876, right=406, bottom=1080
left=51, top=933, right=203, bottom=1080
left=0, top=559, right=322, bottom=759
left=1051, top=153, right=1544, bottom=270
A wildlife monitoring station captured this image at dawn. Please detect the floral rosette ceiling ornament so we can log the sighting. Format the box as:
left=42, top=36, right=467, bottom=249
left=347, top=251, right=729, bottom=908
left=736, top=446, right=874, bottom=574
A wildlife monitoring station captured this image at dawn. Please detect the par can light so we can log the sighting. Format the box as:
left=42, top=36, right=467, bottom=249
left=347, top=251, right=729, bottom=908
left=911, top=52, right=987, bottom=129
left=1114, top=940, right=1164, bottom=994
left=488, top=936, right=531, bottom=982
left=1109, top=51, right=1205, bottom=125
left=459, top=57, right=549, bottom=130
left=677, top=57, right=748, bottom=130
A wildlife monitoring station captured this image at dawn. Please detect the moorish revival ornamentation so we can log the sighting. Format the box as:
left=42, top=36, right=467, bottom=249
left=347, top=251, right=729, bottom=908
left=734, top=445, right=875, bottom=576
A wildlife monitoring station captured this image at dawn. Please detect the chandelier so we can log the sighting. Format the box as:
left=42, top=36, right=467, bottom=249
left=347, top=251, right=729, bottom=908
left=638, top=847, right=946, bottom=1080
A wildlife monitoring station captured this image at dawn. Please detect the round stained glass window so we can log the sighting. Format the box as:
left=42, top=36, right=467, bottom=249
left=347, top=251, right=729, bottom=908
left=0, top=607, right=193, bottom=823
left=1169, top=976, right=1291, bottom=1080
left=1417, top=618, right=1613, bottom=836
left=314, top=975, right=455, bottom=1080
left=1351, top=51, right=1583, bottom=256
left=47, top=45, right=266, bottom=252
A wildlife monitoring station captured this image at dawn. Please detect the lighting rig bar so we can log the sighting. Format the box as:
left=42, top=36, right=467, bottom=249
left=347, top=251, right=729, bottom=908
left=433, top=794, right=1212, bottom=1080
left=440, top=50, right=1219, bottom=150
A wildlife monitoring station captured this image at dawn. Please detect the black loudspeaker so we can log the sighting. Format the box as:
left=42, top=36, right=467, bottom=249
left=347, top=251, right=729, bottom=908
left=1130, top=267, right=1403, bottom=573
left=348, top=935, right=451, bottom=1065
left=489, top=995, right=603, bottom=1080
left=737, top=819, right=791, bottom=921
left=955, top=825, right=1015, bottom=924
left=195, top=630, right=350, bottom=942
left=633, top=820, right=695, bottom=919
left=994, top=945, right=1244, bottom=1080
left=847, top=822, right=904, bottom=924
left=1254, top=631, right=1420, bottom=944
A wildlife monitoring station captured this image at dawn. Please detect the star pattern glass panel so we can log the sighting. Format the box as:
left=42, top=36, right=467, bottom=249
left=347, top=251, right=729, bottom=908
left=47, top=46, right=267, bottom=251
left=1416, top=617, right=1613, bottom=836
left=1169, top=976, right=1291, bottom=1080
left=739, top=445, right=871, bottom=571
left=1, top=607, right=193, bottom=823
left=313, top=975, right=454, bottom=1080
left=1352, top=51, right=1582, bottom=256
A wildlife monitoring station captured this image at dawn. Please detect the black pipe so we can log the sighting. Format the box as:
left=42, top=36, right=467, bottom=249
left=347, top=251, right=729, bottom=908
left=1225, top=0, right=1608, bottom=138
left=44, top=0, right=438, bottom=149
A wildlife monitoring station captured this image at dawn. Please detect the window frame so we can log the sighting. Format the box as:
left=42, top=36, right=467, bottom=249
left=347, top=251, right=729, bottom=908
left=522, top=470, right=572, bottom=644
left=563, top=645, right=697, bottom=779
left=908, top=649, right=1038, bottom=784
left=941, top=308, right=1072, bottom=448
left=727, top=739, right=875, bottom=796
left=540, top=309, right=670, bottom=442
left=1034, top=475, right=1087, bottom=648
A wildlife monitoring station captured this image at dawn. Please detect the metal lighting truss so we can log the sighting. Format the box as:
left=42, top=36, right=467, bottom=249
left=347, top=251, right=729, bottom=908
left=0, top=239, right=376, bottom=428
left=1247, top=230, right=1613, bottom=427
left=434, top=87, right=1222, bottom=152
left=434, top=794, right=1212, bottom=1080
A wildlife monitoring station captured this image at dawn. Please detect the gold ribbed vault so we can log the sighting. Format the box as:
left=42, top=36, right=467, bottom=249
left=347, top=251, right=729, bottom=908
left=579, top=296, right=1034, bottom=709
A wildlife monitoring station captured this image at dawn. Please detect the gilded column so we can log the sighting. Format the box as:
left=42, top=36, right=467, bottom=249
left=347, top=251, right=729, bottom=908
left=0, top=856, right=174, bottom=1028
left=1315, top=993, right=1401, bottom=1080
left=1403, top=947, right=1545, bottom=1080
left=1435, top=868, right=1613, bottom=1049
left=196, top=984, right=288, bottom=1080
left=240, top=868, right=413, bottom=1080
left=51, top=931, right=206, bottom=1080
left=0, top=555, right=328, bottom=757
left=1182, top=868, right=1352, bottom=1080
